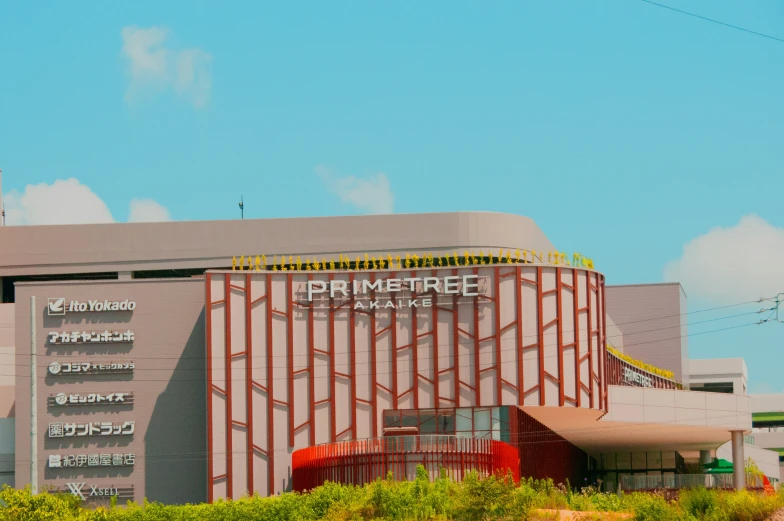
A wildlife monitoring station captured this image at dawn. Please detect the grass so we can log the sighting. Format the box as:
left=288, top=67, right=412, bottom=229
left=1, top=467, right=782, bottom=521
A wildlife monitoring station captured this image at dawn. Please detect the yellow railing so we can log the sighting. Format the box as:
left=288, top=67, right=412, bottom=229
left=230, top=250, right=595, bottom=272
left=607, top=345, right=675, bottom=381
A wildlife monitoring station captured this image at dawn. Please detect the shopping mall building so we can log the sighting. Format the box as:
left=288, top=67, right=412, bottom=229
left=0, top=212, right=781, bottom=504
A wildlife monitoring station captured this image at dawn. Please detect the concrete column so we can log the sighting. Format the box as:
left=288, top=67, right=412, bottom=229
left=699, top=450, right=712, bottom=466
left=118, top=272, right=132, bottom=281
left=731, top=430, right=745, bottom=490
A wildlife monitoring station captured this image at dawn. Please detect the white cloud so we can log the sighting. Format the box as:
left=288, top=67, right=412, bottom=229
left=316, top=165, right=394, bottom=214
left=121, top=26, right=212, bottom=108
left=3, top=178, right=114, bottom=225
left=128, top=198, right=172, bottom=223
left=2, top=178, right=170, bottom=226
left=663, top=215, right=784, bottom=304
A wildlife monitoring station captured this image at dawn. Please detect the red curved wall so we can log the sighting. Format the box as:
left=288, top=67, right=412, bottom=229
left=292, top=436, right=521, bottom=492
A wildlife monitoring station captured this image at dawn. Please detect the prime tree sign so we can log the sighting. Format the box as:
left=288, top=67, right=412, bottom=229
left=305, top=274, right=482, bottom=310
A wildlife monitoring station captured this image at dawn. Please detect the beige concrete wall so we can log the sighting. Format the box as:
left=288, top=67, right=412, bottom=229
left=716, top=441, right=781, bottom=482
left=0, top=212, right=557, bottom=276
left=208, top=264, right=607, bottom=499
left=0, top=304, right=13, bottom=389
left=603, top=386, right=751, bottom=431
left=605, top=313, right=624, bottom=351
left=14, top=279, right=207, bottom=504
left=751, top=394, right=784, bottom=413
left=605, top=283, right=689, bottom=385
left=689, top=358, right=747, bottom=395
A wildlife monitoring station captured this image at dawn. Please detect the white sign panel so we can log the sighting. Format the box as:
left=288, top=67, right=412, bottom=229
left=48, top=330, right=134, bottom=344
left=48, top=421, right=135, bottom=438
left=52, top=392, right=131, bottom=406
left=48, top=361, right=135, bottom=375
left=62, top=483, right=133, bottom=501
left=306, top=275, right=483, bottom=310
left=623, top=367, right=653, bottom=388
left=47, top=298, right=136, bottom=316
left=49, top=453, right=135, bottom=468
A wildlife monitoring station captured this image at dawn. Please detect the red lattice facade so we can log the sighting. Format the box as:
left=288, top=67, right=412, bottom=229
left=205, top=264, right=608, bottom=499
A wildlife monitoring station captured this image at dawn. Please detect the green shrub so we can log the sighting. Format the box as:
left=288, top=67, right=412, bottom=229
left=680, top=488, right=718, bottom=518
left=3, top=470, right=784, bottom=521
left=631, top=494, right=678, bottom=521
left=711, top=490, right=781, bottom=521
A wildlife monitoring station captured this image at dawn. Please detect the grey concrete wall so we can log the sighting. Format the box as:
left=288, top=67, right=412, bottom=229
left=14, top=278, right=206, bottom=504
left=605, top=283, right=688, bottom=384
left=0, top=212, right=556, bottom=276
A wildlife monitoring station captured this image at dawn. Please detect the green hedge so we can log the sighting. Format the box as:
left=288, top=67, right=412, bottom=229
left=1, top=467, right=782, bottom=521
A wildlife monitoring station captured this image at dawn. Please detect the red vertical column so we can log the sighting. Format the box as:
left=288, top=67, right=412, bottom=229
left=586, top=273, right=594, bottom=409
left=245, top=274, right=254, bottom=495
left=390, top=272, right=399, bottom=409
left=328, top=273, right=337, bottom=442
left=494, top=267, right=502, bottom=405
left=600, top=275, right=608, bottom=410
left=473, top=267, right=481, bottom=406
left=307, top=274, right=316, bottom=447
left=224, top=273, right=233, bottom=499
left=433, top=268, right=440, bottom=408
left=349, top=273, right=357, bottom=440
left=536, top=267, right=545, bottom=406
left=515, top=266, right=524, bottom=406
left=287, top=274, right=295, bottom=448
left=369, top=272, right=378, bottom=435
left=265, top=274, right=275, bottom=496
left=412, top=273, right=420, bottom=409
left=206, top=273, right=214, bottom=502
left=556, top=270, right=565, bottom=406
left=572, top=269, right=581, bottom=408
left=452, top=268, right=460, bottom=407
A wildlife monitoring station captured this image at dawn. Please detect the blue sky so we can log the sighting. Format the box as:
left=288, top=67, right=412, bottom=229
left=0, top=1, right=782, bottom=390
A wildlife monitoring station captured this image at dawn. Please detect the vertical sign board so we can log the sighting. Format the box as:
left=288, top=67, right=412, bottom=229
left=40, top=296, right=138, bottom=501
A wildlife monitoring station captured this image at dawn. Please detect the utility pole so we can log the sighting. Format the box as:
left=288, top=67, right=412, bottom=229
left=239, top=196, right=244, bottom=219
left=30, top=296, right=37, bottom=493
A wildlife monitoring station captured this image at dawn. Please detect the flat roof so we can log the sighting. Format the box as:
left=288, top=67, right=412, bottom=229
left=0, top=211, right=556, bottom=277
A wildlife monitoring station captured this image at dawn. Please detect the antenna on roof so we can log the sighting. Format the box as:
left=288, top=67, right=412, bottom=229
left=239, top=196, right=244, bottom=220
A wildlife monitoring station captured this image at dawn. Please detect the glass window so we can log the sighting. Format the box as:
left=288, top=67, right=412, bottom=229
left=616, top=452, right=631, bottom=470
left=383, top=411, right=401, bottom=428
left=402, top=410, right=419, bottom=428
left=475, top=430, right=491, bottom=439
left=455, top=408, right=472, bottom=434
left=491, top=408, right=502, bottom=431
left=632, top=452, right=647, bottom=470
left=474, top=408, right=491, bottom=432
left=420, top=411, right=437, bottom=434
left=437, top=412, right=455, bottom=434
left=647, top=452, right=662, bottom=469
left=603, top=454, right=617, bottom=470
left=661, top=452, right=676, bottom=469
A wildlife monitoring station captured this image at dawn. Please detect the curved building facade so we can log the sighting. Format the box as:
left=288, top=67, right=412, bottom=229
left=206, top=263, right=608, bottom=499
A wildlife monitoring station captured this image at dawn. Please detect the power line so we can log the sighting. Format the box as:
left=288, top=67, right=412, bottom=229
left=5, top=297, right=773, bottom=366
left=637, top=0, right=784, bottom=44
left=3, top=308, right=766, bottom=370
left=17, top=320, right=760, bottom=382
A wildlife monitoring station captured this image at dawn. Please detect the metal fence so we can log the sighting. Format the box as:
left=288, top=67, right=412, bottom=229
left=292, top=435, right=520, bottom=492
left=620, top=473, right=763, bottom=492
